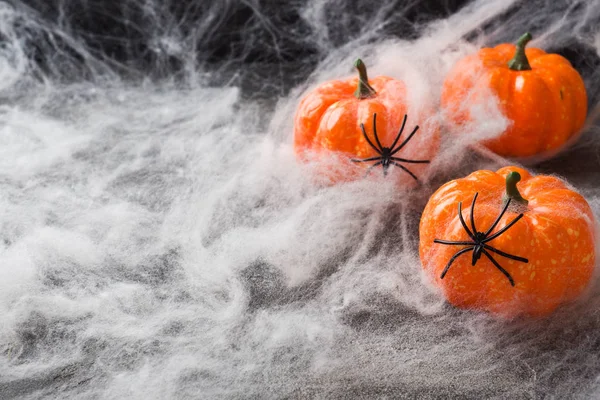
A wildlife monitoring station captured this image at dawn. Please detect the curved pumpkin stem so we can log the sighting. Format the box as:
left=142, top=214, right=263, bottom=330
left=504, top=171, right=529, bottom=205
left=507, top=33, right=533, bottom=71
left=354, top=59, right=376, bottom=99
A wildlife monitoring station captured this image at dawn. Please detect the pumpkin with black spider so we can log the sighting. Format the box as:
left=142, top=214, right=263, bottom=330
left=293, top=58, right=438, bottom=184
left=419, top=166, right=596, bottom=317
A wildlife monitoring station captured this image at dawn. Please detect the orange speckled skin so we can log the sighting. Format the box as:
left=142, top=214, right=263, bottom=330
left=419, top=166, right=596, bottom=318
left=294, top=75, right=437, bottom=184
left=441, top=44, right=587, bottom=158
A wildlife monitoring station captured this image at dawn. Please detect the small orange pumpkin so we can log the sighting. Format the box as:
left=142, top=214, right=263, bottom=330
left=441, top=33, right=588, bottom=158
left=294, top=59, right=437, bottom=183
left=419, top=166, right=596, bottom=317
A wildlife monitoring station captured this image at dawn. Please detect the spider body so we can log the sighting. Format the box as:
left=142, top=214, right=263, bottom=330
left=433, top=193, right=528, bottom=287
left=471, top=232, right=486, bottom=265
left=351, top=113, right=430, bottom=180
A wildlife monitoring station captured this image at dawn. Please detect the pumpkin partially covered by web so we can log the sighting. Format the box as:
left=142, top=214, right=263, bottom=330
left=419, top=166, right=596, bottom=317
left=441, top=33, right=588, bottom=159
left=294, top=59, right=439, bottom=184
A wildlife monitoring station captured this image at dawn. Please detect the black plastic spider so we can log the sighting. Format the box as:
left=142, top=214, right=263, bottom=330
left=433, top=193, right=529, bottom=287
left=350, top=113, right=430, bottom=180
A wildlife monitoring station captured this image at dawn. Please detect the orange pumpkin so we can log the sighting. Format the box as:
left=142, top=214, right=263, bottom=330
left=441, top=33, right=588, bottom=158
left=294, top=59, right=437, bottom=184
left=419, top=166, right=596, bottom=317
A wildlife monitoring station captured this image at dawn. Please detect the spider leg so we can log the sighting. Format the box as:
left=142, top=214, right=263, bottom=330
left=482, top=249, right=515, bottom=286
left=389, top=114, right=407, bottom=151
left=390, top=162, right=419, bottom=182
left=364, top=161, right=383, bottom=176
left=372, top=113, right=384, bottom=151
left=391, top=125, right=420, bottom=155
left=483, top=213, right=525, bottom=243
left=458, top=202, right=475, bottom=240
left=483, top=244, right=528, bottom=263
left=360, top=123, right=382, bottom=155
left=470, top=193, right=478, bottom=234
left=433, top=239, right=474, bottom=246
left=390, top=157, right=430, bottom=164
left=484, top=198, right=511, bottom=237
left=440, top=247, right=474, bottom=279
left=351, top=156, right=382, bottom=163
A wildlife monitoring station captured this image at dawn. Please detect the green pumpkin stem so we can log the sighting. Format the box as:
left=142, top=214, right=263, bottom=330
left=507, top=33, right=533, bottom=71
left=504, top=171, right=529, bottom=205
left=354, top=59, right=376, bottom=99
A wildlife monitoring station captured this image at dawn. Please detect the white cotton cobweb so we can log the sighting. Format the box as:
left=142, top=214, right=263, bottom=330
left=0, top=0, right=600, bottom=399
